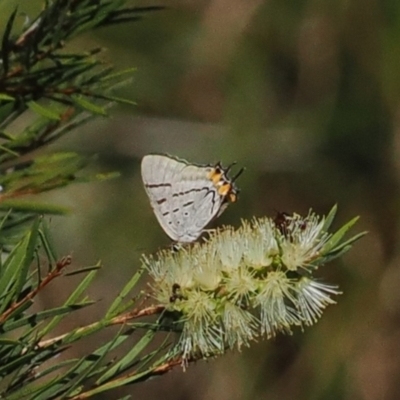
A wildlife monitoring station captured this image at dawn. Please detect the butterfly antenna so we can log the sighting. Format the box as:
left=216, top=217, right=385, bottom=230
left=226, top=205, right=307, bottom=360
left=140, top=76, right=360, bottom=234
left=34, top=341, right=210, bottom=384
left=232, top=167, right=245, bottom=181
left=225, top=161, right=237, bottom=174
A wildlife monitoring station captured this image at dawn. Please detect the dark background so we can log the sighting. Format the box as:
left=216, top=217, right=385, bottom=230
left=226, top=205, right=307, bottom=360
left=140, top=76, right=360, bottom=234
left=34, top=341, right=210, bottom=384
left=3, top=0, right=400, bottom=399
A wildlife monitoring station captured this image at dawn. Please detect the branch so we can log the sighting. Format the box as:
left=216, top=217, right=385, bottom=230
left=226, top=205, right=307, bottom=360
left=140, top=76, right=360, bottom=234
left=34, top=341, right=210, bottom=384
left=0, top=256, right=71, bottom=324
left=37, top=304, right=166, bottom=348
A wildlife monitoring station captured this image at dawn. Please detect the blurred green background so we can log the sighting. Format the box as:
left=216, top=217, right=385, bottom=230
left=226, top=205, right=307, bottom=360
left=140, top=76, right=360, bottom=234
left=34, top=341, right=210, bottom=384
left=3, top=0, right=400, bottom=399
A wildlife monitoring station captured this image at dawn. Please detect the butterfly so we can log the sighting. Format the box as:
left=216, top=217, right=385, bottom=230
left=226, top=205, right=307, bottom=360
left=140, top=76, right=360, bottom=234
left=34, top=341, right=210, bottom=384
left=141, top=154, right=243, bottom=243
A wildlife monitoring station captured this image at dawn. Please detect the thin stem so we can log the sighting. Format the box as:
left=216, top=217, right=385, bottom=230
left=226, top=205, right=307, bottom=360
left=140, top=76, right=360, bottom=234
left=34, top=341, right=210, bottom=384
left=68, top=357, right=186, bottom=400
left=0, top=256, right=71, bottom=324
left=37, top=304, right=166, bottom=348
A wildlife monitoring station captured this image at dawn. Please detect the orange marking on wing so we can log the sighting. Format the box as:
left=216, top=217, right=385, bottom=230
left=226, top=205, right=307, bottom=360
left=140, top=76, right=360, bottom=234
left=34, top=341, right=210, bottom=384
left=218, top=183, right=232, bottom=196
left=208, top=168, right=223, bottom=185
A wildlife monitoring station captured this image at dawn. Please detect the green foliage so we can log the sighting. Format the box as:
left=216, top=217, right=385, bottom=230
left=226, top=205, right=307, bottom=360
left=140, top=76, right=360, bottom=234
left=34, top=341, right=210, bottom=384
left=0, top=218, right=172, bottom=399
left=0, top=0, right=161, bottom=235
left=0, top=1, right=174, bottom=399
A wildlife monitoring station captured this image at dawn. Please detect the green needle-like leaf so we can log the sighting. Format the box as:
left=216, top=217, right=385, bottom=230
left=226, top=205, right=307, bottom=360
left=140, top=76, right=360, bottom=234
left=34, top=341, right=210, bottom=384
left=0, top=94, right=15, bottom=102
left=322, top=204, right=337, bottom=232
left=72, top=95, right=108, bottom=115
left=39, top=270, right=98, bottom=337
left=106, top=266, right=145, bottom=318
left=28, top=101, right=62, bottom=121
left=322, top=216, right=360, bottom=255
left=14, top=218, right=40, bottom=296
left=2, top=302, right=94, bottom=333
left=0, top=231, right=32, bottom=314
left=96, top=329, right=156, bottom=385
left=62, top=326, right=128, bottom=398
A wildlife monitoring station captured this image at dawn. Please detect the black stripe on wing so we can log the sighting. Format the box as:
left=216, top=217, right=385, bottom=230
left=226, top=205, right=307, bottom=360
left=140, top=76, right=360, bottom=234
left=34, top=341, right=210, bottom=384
left=145, top=183, right=172, bottom=188
left=171, top=187, right=211, bottom=197
left=160, top=186, right=218, bottom=217
left=173, top=186, right=219, bottom=211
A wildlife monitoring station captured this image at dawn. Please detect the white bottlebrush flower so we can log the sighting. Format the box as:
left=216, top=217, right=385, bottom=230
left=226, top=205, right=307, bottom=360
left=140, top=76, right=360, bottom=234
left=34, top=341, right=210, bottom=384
left=142, top=254, right=173, bottom=305
left=278, top=212, right=330, bottom=271
left=224, top=265, right=258, bottom=305
left=143, top=206, right=358, bottom=362
left=193, top=245, right=223, bottom=291
left=243, top=218, right=279, bottom=268
left=176, top=290, right=223, bottom=358
left=142, top=253, right=165, bottom=283
left=144, top=250, right=197, bottom=307
left=255, top=271, right=300, bottom=337
left=295, top=277, right=341, bottom=325
left=222, top=301, right=259, bottom=349
left=214, top=226, right=244, bottom=272
left=178, top=318, right=223, bottom=360
left=181, top=289, right=217, bottom=325
left=171, top=249, right=199, bottom=289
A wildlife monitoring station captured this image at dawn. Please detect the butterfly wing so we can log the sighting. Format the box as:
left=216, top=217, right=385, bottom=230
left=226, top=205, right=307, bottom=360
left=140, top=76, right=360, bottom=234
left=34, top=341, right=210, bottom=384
left=141, top=154, right=238, bottom=243
left=141, top=154, right=185, bottom=241
left=169, top=163, right=224, bottom=242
